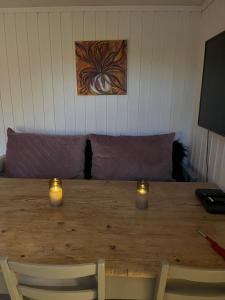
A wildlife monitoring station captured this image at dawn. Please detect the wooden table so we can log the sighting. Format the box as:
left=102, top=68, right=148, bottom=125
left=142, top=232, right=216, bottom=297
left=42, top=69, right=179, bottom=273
left=0, top=179, right=225, bottom=280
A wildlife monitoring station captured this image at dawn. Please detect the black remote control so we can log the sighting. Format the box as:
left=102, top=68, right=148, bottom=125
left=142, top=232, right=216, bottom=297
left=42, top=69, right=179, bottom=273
left=196, top=188, right=225, bottom=214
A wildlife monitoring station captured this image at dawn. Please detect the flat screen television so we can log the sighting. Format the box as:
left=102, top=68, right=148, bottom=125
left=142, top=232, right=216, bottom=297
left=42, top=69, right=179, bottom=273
left=198, top=30, right=225, bottom=136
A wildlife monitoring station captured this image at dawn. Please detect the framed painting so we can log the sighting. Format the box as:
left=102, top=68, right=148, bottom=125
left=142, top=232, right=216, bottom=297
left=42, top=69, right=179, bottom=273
left=75, top=40, right=127, bottom=96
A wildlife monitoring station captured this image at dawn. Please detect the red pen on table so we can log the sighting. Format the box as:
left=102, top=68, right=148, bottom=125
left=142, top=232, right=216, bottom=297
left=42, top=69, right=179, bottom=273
left=198, top=230, right=225, bottom=260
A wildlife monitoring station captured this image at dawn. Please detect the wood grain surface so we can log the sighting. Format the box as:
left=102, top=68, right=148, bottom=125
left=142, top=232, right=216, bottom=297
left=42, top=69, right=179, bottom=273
left=0, top=179, right=224, bottom=278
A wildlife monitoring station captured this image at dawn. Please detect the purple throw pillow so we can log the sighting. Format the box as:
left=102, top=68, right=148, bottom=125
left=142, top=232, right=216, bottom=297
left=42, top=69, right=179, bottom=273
left=5, top=128, right=86, bottom=179
left=90, top=133, right=175, bottom=181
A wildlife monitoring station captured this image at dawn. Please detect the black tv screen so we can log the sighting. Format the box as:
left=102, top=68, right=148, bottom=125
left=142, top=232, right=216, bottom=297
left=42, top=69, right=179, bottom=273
left=198, top=30, right=225, bottom=136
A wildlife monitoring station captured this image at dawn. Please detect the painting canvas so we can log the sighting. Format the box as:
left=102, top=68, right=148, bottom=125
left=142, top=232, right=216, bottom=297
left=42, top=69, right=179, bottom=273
left=75, top=40, right=127, bottom=96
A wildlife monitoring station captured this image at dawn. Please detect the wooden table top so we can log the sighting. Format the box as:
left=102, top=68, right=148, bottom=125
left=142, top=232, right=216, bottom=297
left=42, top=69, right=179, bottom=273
left=0, top=179, right=225, bottom=278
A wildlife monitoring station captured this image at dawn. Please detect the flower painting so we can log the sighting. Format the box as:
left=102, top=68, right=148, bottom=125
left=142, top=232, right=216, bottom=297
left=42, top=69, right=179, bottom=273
left=75, top=40, right=127, bottom=96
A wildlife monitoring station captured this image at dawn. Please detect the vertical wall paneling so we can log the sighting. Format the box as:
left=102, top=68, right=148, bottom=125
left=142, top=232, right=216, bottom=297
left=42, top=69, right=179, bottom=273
left=0, top=13, right=14, bottom=152
left=116, top=11, right=129, bottom=135
left=38, top=12, right=55, bottom=133
left=157, top=12, right=177, bottom=133
left=61, top=11, right=76, bottom=134
left=95, top=11, right=107, bottom=134
left=49, top=12, right=65, bottom=133
left=181, top=12, right=199, bottom=146
left=190, top=33, right=205, bottom=170
left=169, top=12, right=193, bottom=144
left=214, top=137, right=225, bottom=185
left=0, top=93, right=4, bottom=135
left=218, top=145, right=225, bottom=188
left=127, top=11, right=142, bottom=135
left=138, top=11, right=154, bottom=135
left=27, top=13, right=45, bottom=131
left=0, top=6, right=200, bottom=156
left=197, top=129, right=207, bottom=180
left=106, top=11, right=119, bottom=135
left=72, top=11, right=85, bottom=134
left=148, top=12, right=164, bottom=133
left=0, top=92, right=5, bottom=154
left=84, top=11, right=96, bottom=134
left=208, top=133, right=216, bottom=182
left=178, top=12, right=199, bottom=146
left=4, top=13, right=24, bottom=130
left=147, top=11, right=164, bottom=135
left=15, top=13, right=34, bottom=131
left=190, top=0, right=225, bottom=189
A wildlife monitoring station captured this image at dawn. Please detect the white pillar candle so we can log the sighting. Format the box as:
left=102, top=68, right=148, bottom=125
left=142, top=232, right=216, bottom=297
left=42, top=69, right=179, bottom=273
left=49, top=178, right=63, bottom=207
left=136, top=180, right=149, bottom=209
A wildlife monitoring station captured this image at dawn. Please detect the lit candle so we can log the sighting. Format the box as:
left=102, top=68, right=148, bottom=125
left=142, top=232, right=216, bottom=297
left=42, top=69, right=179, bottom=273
left=49, top=178, right=63, bottom=207
left=136, top=180, right=149, bottom=209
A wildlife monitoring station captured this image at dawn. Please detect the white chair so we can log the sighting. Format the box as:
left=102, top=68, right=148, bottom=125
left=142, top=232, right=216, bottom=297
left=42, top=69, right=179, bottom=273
left=0, top=269, right=10, bottom=300
left=154, top=261, right=225, bottom=300
left=0, top=257, right=105, bottom=300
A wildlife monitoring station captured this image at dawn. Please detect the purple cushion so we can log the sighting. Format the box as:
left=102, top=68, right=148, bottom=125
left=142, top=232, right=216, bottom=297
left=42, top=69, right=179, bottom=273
left=90, top=133, right=175, bottom=180
left=5, top=128, right=86, bottom=179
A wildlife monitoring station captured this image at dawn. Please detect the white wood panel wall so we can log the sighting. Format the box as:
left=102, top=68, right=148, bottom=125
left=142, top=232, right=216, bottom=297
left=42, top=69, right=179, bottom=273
left=190, top=0, right=225, bottom=189
left=0, top=6, right=199, bottom=155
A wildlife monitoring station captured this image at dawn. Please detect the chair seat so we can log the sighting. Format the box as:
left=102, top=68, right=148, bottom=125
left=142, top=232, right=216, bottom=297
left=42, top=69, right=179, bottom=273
left=167, top=279, right=225, bottom=297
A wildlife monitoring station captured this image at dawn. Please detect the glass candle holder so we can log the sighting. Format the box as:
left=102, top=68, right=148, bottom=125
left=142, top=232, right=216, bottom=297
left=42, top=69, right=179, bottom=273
left=49, top=178, right=63, bottom=207
left=136, top=180, right=149, bottom=209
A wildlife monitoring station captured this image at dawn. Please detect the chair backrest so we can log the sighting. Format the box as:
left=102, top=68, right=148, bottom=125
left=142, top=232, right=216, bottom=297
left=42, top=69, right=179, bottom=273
left=0, top=257, right=105, bottom=300
left=154, top=261, right=225, bottom=300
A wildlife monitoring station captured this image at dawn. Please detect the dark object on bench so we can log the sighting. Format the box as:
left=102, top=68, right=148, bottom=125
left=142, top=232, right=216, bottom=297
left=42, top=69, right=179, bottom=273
left=84, top=139, right=92, bottom=179
left=196, top=188, right=225, bottom=214
left=172, top=140, right=187, bottom=181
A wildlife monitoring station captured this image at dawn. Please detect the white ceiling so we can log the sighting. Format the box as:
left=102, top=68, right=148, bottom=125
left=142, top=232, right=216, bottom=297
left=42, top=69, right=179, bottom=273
left=0, top=0, right=206, bottom=8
